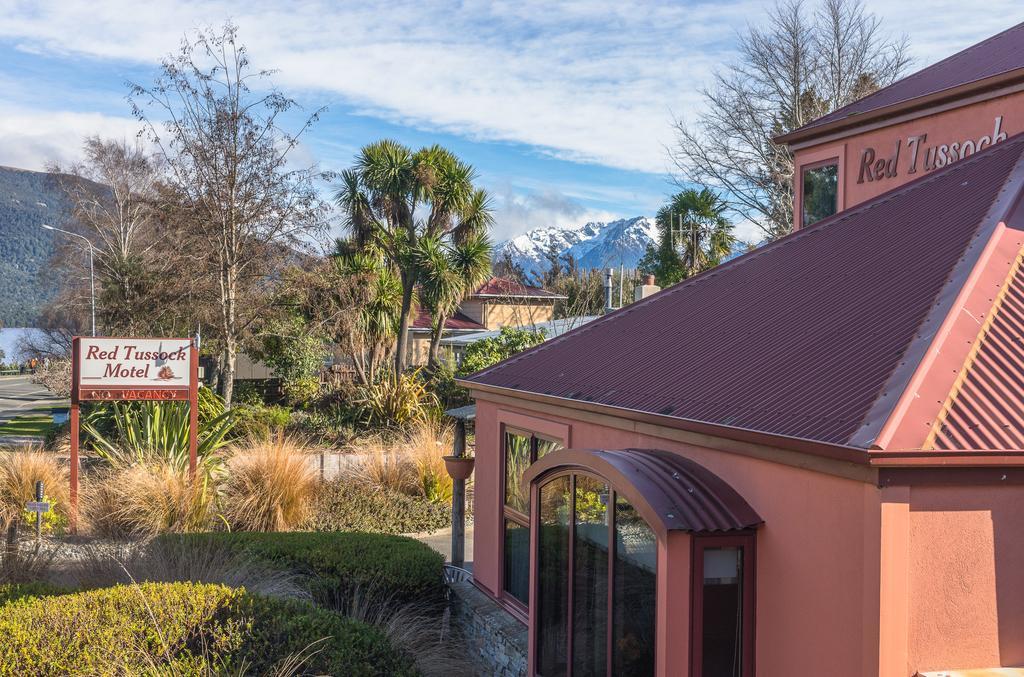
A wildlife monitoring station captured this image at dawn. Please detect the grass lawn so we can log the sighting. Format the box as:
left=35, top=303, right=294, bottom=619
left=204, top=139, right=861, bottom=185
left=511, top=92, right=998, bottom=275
left=0, top=413, right=54, bottom=437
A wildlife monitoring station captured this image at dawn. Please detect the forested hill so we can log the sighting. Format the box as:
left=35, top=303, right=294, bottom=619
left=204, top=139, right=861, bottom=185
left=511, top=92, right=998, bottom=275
left=0, top=166, right=69, bottom=326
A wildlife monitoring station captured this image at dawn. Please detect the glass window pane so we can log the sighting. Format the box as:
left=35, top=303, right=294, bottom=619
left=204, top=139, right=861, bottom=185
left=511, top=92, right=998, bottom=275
left=573, top=475, right=609, bottom=677
left=536, top=436, right=562, bottom=460
left=504, top=431, right=531, bottom=512
left=702, top=547, right=744, bottom=677
left=802, top=163, right=838, bottom=226
left=537, top=476, right=572, bottom=677
left=503, top=520, right=530, bottom=605
left=612, top=496, right=657, bottom=676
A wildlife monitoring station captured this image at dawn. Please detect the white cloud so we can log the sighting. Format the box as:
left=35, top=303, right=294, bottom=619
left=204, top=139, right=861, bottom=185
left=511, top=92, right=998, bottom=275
left=0, top=105, right=142, bottom=170
left=491, top=187, right=622, bottom=241
left=0, top=0, right=760, bottom=174
left=0, top=0, right=1020, bottom=184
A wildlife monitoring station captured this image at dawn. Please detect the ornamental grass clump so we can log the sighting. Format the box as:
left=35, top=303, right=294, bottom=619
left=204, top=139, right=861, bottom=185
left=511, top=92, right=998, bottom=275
left=81, top=462, right=218, bottom=538
left=0, top=447, right=69, bottom=532
left=404, top=419, right=453, bottom=504
left=222, top=436, right=317, bottom=532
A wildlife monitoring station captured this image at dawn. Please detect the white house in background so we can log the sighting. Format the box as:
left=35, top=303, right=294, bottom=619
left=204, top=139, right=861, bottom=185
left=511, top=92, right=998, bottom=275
left=440, top=315, right=600, bottom=366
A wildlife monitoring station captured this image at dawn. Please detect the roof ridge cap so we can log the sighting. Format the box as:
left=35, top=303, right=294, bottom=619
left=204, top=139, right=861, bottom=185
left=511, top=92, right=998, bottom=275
left=847, top=140, right=1024, bottom=448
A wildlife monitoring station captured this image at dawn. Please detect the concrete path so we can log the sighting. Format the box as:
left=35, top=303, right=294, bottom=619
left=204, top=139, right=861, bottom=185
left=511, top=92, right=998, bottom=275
left=409, top=524, right=474, bottom=571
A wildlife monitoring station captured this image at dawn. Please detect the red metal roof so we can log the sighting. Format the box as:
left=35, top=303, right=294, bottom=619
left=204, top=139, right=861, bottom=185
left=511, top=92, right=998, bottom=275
left=931, top=261, right=1024, bottom=450
left=466, top=133, right=1024, bottom=449
left=472, top=276, right=564, bottom=299
left=411, top=308, right=485, bottom=331
left=521, top=448, right=763, bottom=535
left=784, top=22, right=1024, bottom=141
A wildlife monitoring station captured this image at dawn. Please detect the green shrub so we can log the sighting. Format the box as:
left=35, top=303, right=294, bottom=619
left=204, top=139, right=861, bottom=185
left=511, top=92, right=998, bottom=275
left=159, top=532, right=445, bottom=608
left=304, top=480, right=452, bottom=535
left=232, top=403, right=292, bottom=440
left=0, top=582, right=66, bottom=606
left=0, top=581, right=416, bottom=676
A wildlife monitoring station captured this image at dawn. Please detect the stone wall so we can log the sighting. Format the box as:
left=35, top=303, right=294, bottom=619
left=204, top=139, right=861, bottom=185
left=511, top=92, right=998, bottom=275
left=450, top=580, right=528, bottom=677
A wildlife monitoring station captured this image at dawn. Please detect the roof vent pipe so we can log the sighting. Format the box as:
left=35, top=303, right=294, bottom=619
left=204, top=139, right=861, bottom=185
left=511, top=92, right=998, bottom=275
left=604, top=268, right=614, bottom=314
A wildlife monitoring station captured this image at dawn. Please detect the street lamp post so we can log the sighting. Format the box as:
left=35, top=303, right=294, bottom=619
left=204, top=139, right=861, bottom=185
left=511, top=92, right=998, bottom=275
left=41, top=224, right=96, bottom=337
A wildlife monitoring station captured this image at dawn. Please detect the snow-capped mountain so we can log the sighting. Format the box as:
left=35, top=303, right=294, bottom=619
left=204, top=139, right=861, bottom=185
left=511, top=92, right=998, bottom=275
left=495, top=216, right=657, bottom=280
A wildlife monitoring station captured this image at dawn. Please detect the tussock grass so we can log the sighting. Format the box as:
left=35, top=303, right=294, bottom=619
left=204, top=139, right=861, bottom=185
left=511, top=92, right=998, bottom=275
left=221, top=436, right=317, bottom=532
left=80, top=462, right=217, bottom=538
left=0, top=447, right=70, bottom=529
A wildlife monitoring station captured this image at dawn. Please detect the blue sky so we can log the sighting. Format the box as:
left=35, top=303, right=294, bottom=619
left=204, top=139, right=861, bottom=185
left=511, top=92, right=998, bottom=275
left=0, top=1, right=1021, bottom=243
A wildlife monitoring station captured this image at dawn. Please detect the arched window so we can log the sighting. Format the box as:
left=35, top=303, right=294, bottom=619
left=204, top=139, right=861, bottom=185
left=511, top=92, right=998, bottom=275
left=534, top=472, right=658, bottom=677
left=523, top=448, right=762, bottom=677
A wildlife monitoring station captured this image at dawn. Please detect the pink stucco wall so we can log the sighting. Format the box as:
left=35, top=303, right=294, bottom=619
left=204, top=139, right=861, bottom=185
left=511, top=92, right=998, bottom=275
left=472, top=398, right=883, bottom=676
left=906, top=485, right=1024, bottom=672
left=792, top=91, right=1024, bottom=229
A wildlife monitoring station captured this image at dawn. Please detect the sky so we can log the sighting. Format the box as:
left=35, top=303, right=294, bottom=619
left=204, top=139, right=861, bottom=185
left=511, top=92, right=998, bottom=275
left=0, top=1, right=1022, bottom=243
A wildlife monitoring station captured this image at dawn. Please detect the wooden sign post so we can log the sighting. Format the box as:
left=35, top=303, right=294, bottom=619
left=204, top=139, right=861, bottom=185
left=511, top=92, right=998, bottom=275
left=70, top=337, right=199, bottom=530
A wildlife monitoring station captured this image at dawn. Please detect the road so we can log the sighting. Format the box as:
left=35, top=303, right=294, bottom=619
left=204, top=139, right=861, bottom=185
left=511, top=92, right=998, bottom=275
left=0, top=375, right=67, bottom=446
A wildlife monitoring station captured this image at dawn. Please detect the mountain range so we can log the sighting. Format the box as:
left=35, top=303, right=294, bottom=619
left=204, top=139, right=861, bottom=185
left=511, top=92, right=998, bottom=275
left=494, top=216, right=658, bottom=281
left=0, top=166, right=67, bottom=326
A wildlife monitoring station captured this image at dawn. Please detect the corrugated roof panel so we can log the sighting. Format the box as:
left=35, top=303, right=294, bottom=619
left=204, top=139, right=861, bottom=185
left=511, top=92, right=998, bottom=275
left=467, top=134, right=1024, bottom=448
left=931, top=260, right=1024, bottom=450
left=793, top=22, right=1024, bottom=137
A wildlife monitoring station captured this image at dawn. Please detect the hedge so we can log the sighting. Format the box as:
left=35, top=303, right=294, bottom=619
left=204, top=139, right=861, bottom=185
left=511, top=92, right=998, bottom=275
left=0, top=581, right=417, bottom=676
left=303, top=480, right=452, bottom=535
left=158, top=531, right=445, bottom=608
left=0, top=582, right=66, bottom=606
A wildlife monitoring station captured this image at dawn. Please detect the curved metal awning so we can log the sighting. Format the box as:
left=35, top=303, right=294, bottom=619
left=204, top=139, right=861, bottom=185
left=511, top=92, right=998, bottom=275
left=522, top=448, right=763, bottom=538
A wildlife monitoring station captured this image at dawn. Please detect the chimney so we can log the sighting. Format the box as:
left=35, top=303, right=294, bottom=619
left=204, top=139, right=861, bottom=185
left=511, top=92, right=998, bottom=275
left=634, top=274, right=661, bottom=302
left=604, top=269, right=614, bottom=314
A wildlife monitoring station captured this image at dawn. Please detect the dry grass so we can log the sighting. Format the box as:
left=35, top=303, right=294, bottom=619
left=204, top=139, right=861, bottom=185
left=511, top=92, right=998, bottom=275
left=349, top=419, right=455, bottom=504
left=405, top=419, right=453, bottom=503
left=61, top=537, right=309, bottom=601
left=0, top=447, right=70, bottom=529
left=339, top=588, right=477, bottom=677
left=221, top=436, right=317, bottom=532
left=80, top=462, right=217, bottom=538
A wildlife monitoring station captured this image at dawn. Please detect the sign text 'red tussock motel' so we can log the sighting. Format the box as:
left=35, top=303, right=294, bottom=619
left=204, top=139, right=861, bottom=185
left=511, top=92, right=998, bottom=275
left=857, top=116, right=1009, bottom=183
left=76, top=337, right=192, bottom=399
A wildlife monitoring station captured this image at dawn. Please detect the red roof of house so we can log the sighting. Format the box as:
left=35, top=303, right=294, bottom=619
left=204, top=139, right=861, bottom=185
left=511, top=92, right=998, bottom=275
left=411, top=308, right=485, bottom=331
left=472, top=277, right=565, bottom=299
left=780, top=22, right=1024, bottom=143
left=465, top=132, right=1024, bottom=450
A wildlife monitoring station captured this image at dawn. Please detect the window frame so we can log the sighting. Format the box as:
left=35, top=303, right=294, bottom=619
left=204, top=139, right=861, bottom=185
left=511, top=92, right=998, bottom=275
left=500, top=425, right=563, bottom=615
left=800, top=157, right=840, bottom=228
left=531, top=469, right=658, bottom=677
left=690, top=532, right=757, bottom=677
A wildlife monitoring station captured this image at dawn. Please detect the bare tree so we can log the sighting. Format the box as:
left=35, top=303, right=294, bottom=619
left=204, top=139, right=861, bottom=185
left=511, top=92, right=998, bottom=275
left=670, top=0, right=909, bottom=240
left=47, top=137, right=168, bottom=335
left=129, top=23, right=328, bottom=406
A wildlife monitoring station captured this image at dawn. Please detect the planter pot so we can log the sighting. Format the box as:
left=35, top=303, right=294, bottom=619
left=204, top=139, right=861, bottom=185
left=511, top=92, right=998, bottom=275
left=443, top=456, right=475, bottom=480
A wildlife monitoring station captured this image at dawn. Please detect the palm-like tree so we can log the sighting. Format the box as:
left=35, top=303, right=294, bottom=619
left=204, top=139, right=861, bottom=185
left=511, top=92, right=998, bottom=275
left=335, top=140, right=493, bottom=376
left=416, top=232, right=493, bottom=369
left=642, top=188, right=735, bottom=286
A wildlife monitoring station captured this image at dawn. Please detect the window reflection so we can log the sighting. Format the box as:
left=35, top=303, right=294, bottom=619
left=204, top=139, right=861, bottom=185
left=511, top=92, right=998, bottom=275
left=503, top=520, right=530, bottom=605
left=613, top=496, right=656, bottom=676
left=573, top=476, right=609, bottom=677
left=504, top=431, right=531, bottom=513
left=802, top=162, right=838, bottom=226
left=538, top=476, right=572, bottom=676
left=702, top=547, right=744, bottom=677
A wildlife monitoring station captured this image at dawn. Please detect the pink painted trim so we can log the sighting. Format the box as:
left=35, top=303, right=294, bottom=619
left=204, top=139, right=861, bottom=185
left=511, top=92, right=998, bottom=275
left=874, top=223, right=1022, bottom=450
